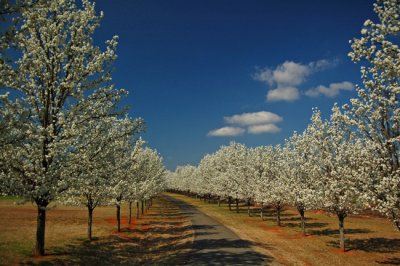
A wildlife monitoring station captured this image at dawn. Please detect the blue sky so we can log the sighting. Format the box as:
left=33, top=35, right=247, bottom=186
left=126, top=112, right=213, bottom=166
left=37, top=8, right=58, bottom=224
left=94, top=0, right=376, bottom=170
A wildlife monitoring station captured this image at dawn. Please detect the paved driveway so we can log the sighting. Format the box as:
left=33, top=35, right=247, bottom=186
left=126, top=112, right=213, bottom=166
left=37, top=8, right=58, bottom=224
left=165, top=195, right=270, bottom=265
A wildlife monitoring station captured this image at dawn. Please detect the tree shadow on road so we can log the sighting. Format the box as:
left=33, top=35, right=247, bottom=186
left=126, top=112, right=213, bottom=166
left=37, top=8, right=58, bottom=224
left=182, top=238, right=273, bottom=266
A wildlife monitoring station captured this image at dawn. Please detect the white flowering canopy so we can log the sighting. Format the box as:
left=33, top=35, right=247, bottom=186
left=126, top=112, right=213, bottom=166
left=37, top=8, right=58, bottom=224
left=0, top=0, right=137, bottom=206
left=346, top=0, right=400, bottom=228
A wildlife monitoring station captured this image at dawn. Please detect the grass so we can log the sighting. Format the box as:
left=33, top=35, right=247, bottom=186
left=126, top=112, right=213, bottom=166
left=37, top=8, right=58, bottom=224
left=0, top=196, right=193, bottom=265
left=0, top=195, right=22, bottom=201
left=2, top=193, right=399, bottom=265
left=165, top=192, right=400, bottom=266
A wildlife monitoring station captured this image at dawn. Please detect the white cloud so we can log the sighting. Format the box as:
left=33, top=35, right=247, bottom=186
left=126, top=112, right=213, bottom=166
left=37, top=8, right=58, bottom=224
left=224, top=111, right=283, bottom=126
left=308, top=59, right=339, bottom=71
left=267, top=87, right=300, bottom=102
left=253, top=59, right=338, bottom=102
left=248, top=124, right=281, bottom=134
left=253, top=61, right=310, bottom=87
left=208, top=110, right=284, bottom=137
left=305, top=81, right=354, bottom=97
left=207, top=126, right=245, bottom=137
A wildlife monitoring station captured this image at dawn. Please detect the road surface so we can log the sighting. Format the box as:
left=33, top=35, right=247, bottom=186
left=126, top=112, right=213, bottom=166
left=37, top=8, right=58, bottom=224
left=165, top=195, right=271, bottom=265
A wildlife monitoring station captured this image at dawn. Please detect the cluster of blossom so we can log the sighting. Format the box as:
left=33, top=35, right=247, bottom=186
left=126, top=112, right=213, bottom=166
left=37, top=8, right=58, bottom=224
left=166, top=107, right=376, bottom=251
left=168, top=0, right=400, bottom=251
left=166, top=0, right=400, bottom=251
left=346, top=0, right=400, bottom=231
left=0, top=0, right=165, bottom=255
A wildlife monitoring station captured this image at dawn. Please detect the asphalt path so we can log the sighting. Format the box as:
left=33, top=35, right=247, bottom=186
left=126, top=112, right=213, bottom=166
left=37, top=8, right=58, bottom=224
left=165, top=195, right=271, bottom=265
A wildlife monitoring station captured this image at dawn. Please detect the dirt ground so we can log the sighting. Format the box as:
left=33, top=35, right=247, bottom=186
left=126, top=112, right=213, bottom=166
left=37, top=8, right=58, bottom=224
left=0, top=196, right=193, bottom=265
left=166, top=193, right=400, bottom=266
left=1, top=193, right=400, bottom=265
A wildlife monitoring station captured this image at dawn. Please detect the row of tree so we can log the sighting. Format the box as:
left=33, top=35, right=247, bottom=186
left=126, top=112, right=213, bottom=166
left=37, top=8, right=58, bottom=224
left=166, top=0, right=400, bottom=252
left=0, top=0, right=166, bottom=256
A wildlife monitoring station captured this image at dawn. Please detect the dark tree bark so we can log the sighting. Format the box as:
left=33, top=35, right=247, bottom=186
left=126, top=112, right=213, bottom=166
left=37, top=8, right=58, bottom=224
left=260, top=202, right=264, bottom=220
left=136, top=201, right=139, bottom=219
left=235, top=198, right=239, bottom=213
left=297, top=205, right=306, bottom=235
left=116, top=204, right=121, bottom=232
left=247, top=198, right=251, bottom=217
left=276, top=202, right=282, bottom=226
left=228, top=196, right=232, bottom=211
left=337, top=211, right=347, bottom=252
left=391, top=210, right=400, bottom=231
left=88, top=206, right=93, bottom=240
left=141, top=200, right=144, bottom=215
left=128, top=201, right=132, bottom=224
left=218, top=196, right=221, bottom=207
left=35, top=203, right=47, bottom=256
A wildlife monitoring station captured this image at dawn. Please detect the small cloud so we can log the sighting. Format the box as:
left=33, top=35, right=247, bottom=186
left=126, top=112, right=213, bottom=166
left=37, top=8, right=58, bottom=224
left=248, top=124, right=281, bottom=134
left=267, top=87, right=299, bottom=102
left=224, top=111, right=283, bottom=126
left=308, top=59, right=339, bottom=71
left=253, top=61, right=310, bottom=87
left=305, top=81, right=353, bottom=97
left=207, top=126, right=245, bottom=137
left=253, top=68, right=274, bottom=86
left=253, top=59, right=338, bottom=102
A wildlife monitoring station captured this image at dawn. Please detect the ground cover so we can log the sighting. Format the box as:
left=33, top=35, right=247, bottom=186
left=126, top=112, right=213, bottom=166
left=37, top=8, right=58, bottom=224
left=165, top=193, right=400, bottom=265
left=0, top=196, right=193, bottom=265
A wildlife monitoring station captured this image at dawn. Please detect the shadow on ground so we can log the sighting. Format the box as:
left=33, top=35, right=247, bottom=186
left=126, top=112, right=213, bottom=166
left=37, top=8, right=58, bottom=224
left=309, top=228, right=372, bottom=236
left=182, top=238, right=273, bottom=266
left=21, top=197, right=195, bottom=265
left=165, top=195, right=274, bottom=265
left=328, top=237, right=400, bottom=253
left=377, top=256, right=400, bottom=265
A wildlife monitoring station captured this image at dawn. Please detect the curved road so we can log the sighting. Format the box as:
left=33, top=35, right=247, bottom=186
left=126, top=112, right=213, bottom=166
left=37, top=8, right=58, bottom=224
left=165, top=195, right=271, bottom=265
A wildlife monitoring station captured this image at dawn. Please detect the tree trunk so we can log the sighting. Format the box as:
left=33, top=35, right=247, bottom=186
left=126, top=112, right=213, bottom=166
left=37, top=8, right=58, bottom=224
left=235, top=198, right=239, bottom=213
left=35, top=204, right=47, bottom=256
left=228, top=197, right=232, bottom=211
left=395, top=220, right=400, bottom=231
left=218, top=196, right=221, bottom=207
left=247, top=198, right=251, bottom=217
left=136, top=201, right=139, bottom=219
left=391, top=210, right=400, bottom=231
left=141, top=200, right=144, bottom=215
left=260, top=202, right=263, bottom=220
left=128, top=201, right=132, bottom=224
left=297, top=205, right=306, bottom=235
left=276, top=203, right=281, bottom=226
left=338, top=212, right=346, bottom=252
left=88, top=207, right=93, bottom=240
left=117, top=205, right=121, bottom=232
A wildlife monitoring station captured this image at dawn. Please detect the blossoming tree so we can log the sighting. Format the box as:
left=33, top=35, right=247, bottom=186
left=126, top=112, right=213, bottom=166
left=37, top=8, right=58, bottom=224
left=346, top=0, right=400, bottom=230
left=0, top=0, right=127, bottom=255
left=281, top=133, right=321, bottom=234
left=305, top=107, right=372, bottom=251
left=61, top=117, right=143, bottom=240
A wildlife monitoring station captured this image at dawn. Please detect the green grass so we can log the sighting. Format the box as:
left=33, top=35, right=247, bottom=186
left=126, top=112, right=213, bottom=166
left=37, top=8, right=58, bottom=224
left=0, top=195, right=22, bottom=201
left=0, top=241, right=32, bottom=265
